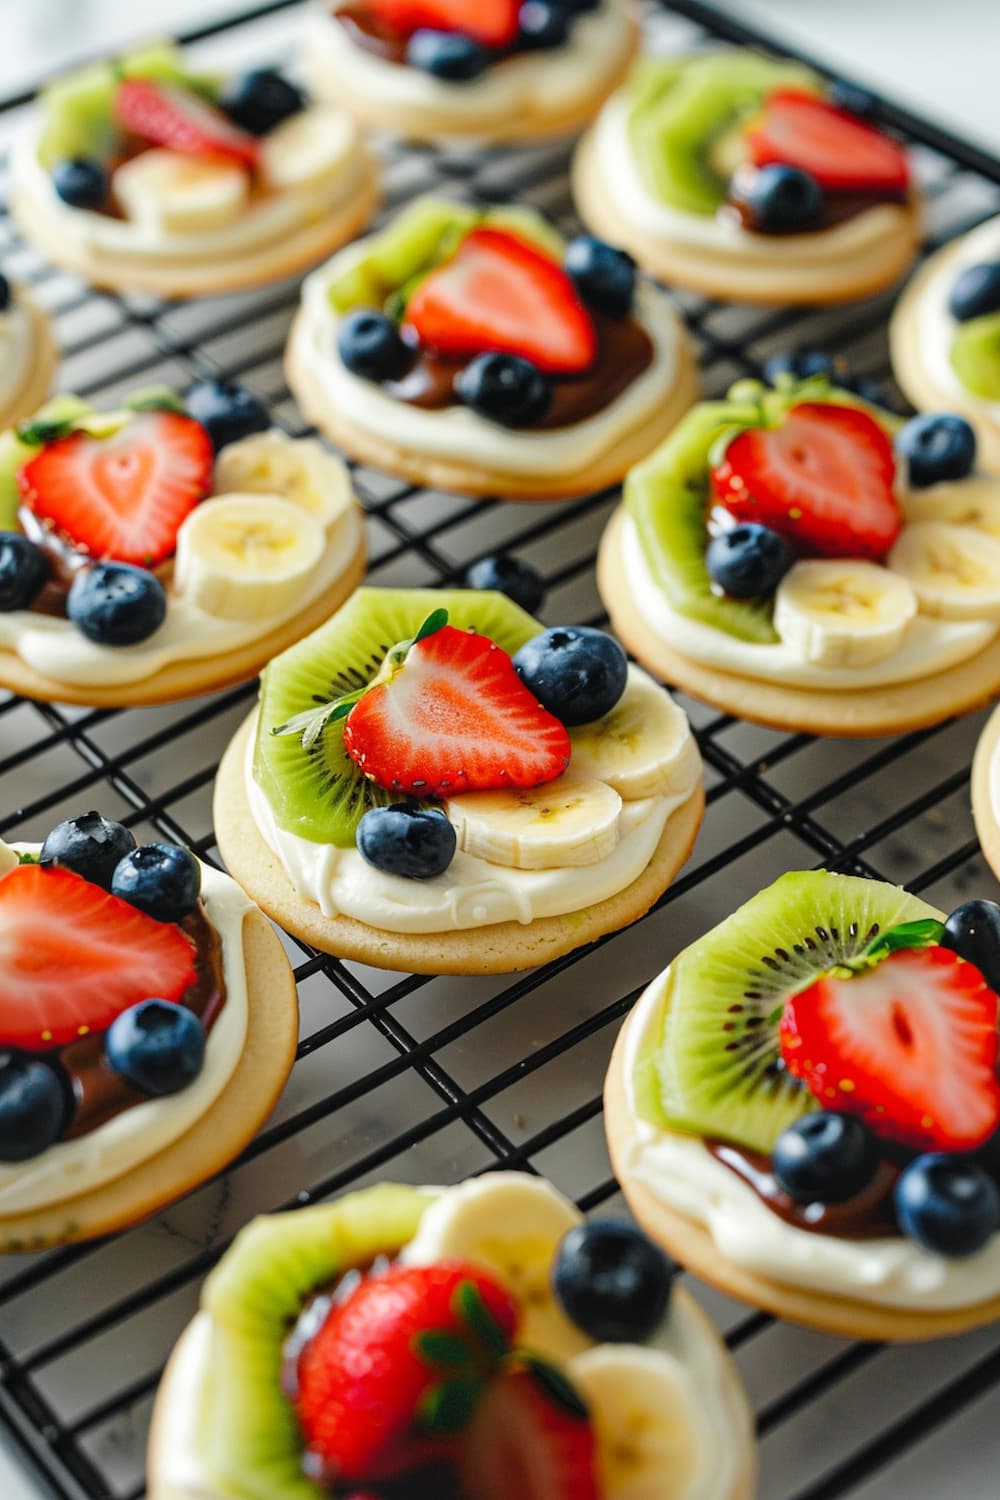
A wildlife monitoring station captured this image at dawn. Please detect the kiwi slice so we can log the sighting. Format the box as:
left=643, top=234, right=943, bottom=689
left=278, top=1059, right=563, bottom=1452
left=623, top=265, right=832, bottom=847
left=0, top=394, right=93, bottom=530
left=649, top=871, right=941, bottom=1153
left=627, top=52, right=821, bottom=217
left=199, top=1184, right=428, bottom=1500
left=254, top=587, right=540, bottom=846
left=950, top=311, right=1000, bottom=401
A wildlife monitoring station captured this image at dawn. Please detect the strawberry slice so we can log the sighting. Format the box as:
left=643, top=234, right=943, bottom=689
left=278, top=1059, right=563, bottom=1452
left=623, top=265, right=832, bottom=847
left=710, top=402, right=901, bottom=559
left=457, top=1365, right=600, bottom=1500
left=368, top=0, right=521, bottom=48
left=296, top=1260, right=518, bottom=1484
left=0, top=864, right=198, bottom=1050
left=18, top=410, right=213, bottom=567
left=403, top=228, right=598, bottom=377
left=780, top=946, right=1000, bottom=1152
left=344, top=623, right=571, bottom=797
left=114, top=79, right=260, bottom=168
left=746, top=88, right=910, bottom=195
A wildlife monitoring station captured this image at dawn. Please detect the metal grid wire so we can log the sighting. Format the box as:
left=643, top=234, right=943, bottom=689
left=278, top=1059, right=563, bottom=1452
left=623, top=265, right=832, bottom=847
left=0, top=2, right=999, bottom=1496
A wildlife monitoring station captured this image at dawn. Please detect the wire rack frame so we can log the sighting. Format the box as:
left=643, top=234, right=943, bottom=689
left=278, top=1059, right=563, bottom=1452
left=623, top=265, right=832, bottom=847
left=0, top=2, right=998, bottom=1498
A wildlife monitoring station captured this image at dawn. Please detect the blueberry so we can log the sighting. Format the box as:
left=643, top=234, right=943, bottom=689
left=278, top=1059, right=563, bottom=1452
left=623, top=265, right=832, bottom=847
left=105, top=1000, right=206, bottom=1097
left=948, top=261, right=1000, bottom=324
left=0, top=273, right=9, bottom=313
left=40, top=811, right=136, bottom=890
left=564, top=234, right=636, bottom=317
left=737, top=164, right=824, bottom=233
left=356, top=805, right=456, bottom=880
left=0, top=532, right=49, bottom=611
left=897, top=412, right=977, bottom=487
left=763, top=350, right=843, bottom=386
left=67, top=562, right=167, bottom=646
left=337, top=309, right=409, bottom=382
left=941, top=899, right=1000, bottom=992
left=829, top=79, right=878, bottom=118
left=220, top=68, right=305, bottom=135
left=406, top=29, right=491, bottom=81
left=184, top=379, right=270, bottom=453
left=772, top=1112, right=880, bottom=1205
left=454, top=353, right=552, bottom=428
left=514, top=625, right=627, bottom=726
left=847, top=373, right=894, bottom=407
left=518, top=0, right=571, bottom=49
left=894, top=1153, right=1000, bottom=1257
left=706, top=523, right=793, bottom=600
left=111, top=843, right=201, bottom=922
left=464, top=554, right=546, bottom=614
left=0, top=1054, right=70, bottom=1162
left=51, top=157, right=108, bottom=210
left=553, top=1220, right=674, bottom=1342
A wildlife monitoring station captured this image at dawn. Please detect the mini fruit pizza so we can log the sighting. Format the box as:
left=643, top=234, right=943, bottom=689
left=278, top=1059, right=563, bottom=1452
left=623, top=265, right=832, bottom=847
left=10, top=41, right=378, bottom=298
left=0, top=381, right=365, bottom=707
left=0, top=813, right=297, bottom=1249
left=301, top=0, right=637, bottom=145
left=214, top=586, right=704, bottom=974
left=285, top=196, right=697, bottom=500
left=598, top=368, right=1000, bottom=736
left=0, top=269, right=57, bottom=430
left=574, top=50, right=920, bottom=305
left=892, top=214, right=1000, bottom=474
left=605, top=870, right=1000, bottom=1340
left=147, top=1172, right=755, bottom=1500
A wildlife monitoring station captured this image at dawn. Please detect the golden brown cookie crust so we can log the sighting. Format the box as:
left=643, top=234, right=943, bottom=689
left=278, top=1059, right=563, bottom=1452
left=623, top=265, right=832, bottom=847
left=605, top=1010, right=1000, bottom=1341
left=572, top=131, right=922, bottom=307
left=10, top=151, right=380, bottom=299
left=285, top=310, right=699, bottom=501
left=0, top=908, right=298, bottom=1251
left=599, top=507, right=1000, bottom=736
left=0, top=526, right=365, bottom=709
left=0, top=290, right=58, bottom=430
left=890, top=240, right=1000, bottom=477
left=214, top=712, right=705, bottom=975
left=971, top=703, right=1000, bottom=878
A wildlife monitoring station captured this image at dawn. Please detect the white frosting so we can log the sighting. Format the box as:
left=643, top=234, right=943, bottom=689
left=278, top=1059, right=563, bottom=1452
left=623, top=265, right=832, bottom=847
left=294, top=253, right=685, bottom=478
left=305, top=0, right=634, bottom=132
left=913, top=213, right=1000, bottom=422
left=622, top=513, right=999, bottom=689
left=0, top=854, right=251, bottom=1218
left=0, top=304, right=33, bottom=415
left=621, top=969, right=1000, bottom=1311
left=592, top=92, right=912, bottom=267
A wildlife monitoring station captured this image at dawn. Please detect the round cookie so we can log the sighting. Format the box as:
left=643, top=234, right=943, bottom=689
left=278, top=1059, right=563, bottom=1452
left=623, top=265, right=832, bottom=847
left=0, top=288, right=58, bottom=430
left=971, top=703, right=1000, bottom=880
left=0, top=907, right=298, bottom=1251
left=216, top=711, right=705, bottom=975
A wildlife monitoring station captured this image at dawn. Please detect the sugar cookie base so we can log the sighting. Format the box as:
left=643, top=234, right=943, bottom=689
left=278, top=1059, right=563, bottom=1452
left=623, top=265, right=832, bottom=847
left=971, top=703, right=1000, bottom=879
left=598, top=507, right=1000, bottom=736
left=0, top=291, right=58, bottom=429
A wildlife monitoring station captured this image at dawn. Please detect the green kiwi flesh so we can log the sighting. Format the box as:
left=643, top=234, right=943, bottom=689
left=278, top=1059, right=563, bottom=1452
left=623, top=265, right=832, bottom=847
left=254, top=587, right=541, bottom=845
left=197, top=1184, right=429, bottom=1500
left=950, top=311, right=1000, bottom=401
left=650, top=871, right=941, bottom=1153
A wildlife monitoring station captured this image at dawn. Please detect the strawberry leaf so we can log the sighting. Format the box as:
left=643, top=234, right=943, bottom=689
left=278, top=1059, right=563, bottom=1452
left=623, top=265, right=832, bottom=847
left=862, top=918, right=945, bottom=961
left=416, top=1376, right=485, bottom=1437
left=519, top=1355, right=589, bottom=1420
left=414, top=1330, right=476, bottom=1370
left=454, top=1280, right=510, bottom=1361
left=126, top=386, right=186, bottom=415
left=414, top=608, right=450, bottom=644
left=16, top=417, right=76, bottom=447
left=271, top=687, right=366, bottom=749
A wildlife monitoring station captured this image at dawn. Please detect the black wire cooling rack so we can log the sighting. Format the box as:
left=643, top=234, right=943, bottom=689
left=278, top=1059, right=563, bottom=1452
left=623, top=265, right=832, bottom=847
left=1, top=2, right=1000, bottom=1497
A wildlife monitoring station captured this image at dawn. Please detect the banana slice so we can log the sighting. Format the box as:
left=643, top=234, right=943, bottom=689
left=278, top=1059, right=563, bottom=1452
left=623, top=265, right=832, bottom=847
left=446, top=774, right=622, bottom=871
left=774, top=559, right=918, bottom=667
left=568, top=1345, right=703, bottom=1500
left=889, top=521, right=1000, bottom=621
left=902, top=477, right=1000, bottom=539
left=0, top=841, right=18, bottom=877
left=213, top=430, right=351, bottom=531
left=112, top=148, right=249, bottom=234
left=569, top=666, right=699, bottom=801
left=261, top=106, right=356, bottom=193
left=174, top=493, right=325, bottom=621
left=401, top=1174, right=592, bottom=1363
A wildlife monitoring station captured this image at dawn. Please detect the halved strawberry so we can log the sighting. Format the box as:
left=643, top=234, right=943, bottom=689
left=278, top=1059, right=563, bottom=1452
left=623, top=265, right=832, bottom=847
left=457, top=1364, right=600, bottom=1500
left=296, top=1260, right=518, bottom=1484
left=0, top=864, right=198, bottom=1050
left=18, top=410, right=213, bottom=567
left=368, top=0, right=521, bottom=48
left=710, top=402, right=901, bottom=559
left=780, top=946, right=1000, bottom=1152
left=403, top=228, right=598, bottom=376
left=114, top=79, right=260, bottom=168
left=343, top=623, right=571, bottom=796
left=746, top=88, right=910, bottom=195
